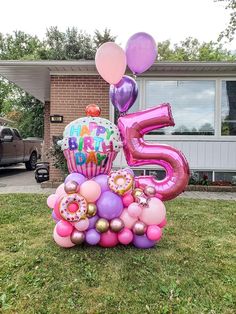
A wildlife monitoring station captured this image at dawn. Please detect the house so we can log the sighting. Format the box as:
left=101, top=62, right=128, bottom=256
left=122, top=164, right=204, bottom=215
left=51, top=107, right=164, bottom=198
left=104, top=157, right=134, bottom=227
left=0, top=60, right=235, bottom=183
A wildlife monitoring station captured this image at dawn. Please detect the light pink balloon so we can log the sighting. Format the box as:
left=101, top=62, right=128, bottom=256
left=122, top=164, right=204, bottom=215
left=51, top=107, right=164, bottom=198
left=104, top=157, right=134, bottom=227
left=56, top=183, right=65, bottom=196
left=80, top=180, right=101, bottom=202
left=74, top=218, right=89, bottom=232
left=47, top=194, right=57, bottom=208
left=118, top=227, right=133, bottom=245
left=120, top=209, right=137, bottom=229
left=53, top=226, right=75, bottom=248
left=56, top=220, right=74, bottom=237
left=147, top=225, right=162, bottom=241
left=139, top=197, right=166, bottom=225
left=127, top=202, right=142, bottom=218
left=95, top=42, right=127, bottom=84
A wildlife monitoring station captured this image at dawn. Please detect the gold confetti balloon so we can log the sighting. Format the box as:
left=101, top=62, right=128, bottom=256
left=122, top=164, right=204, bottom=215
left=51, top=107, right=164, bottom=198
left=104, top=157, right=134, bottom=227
left=87, top=203, right=97, bottom=217
left=132, top=221, right=147, bottom=236
left=70, top=230, right=85, bottom=245
left=132, top=188, right=143, bottom=199
left=110, top=218, right=124, bottom=233
left=96, top=218, right=109, bottom=233
left=64, top=180, right=78, bottom=194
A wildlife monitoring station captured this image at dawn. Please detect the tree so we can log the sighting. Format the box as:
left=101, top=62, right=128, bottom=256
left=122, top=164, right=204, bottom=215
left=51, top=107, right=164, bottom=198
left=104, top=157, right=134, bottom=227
left=93, top=28, right=116, bottom=48
left=215, top=0, right=236, bottom=41
left=158, top=37, right=236, bottom=61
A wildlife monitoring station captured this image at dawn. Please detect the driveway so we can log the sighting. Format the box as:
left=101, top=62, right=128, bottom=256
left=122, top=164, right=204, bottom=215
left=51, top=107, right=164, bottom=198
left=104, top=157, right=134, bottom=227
left=0, top=164, right=53, bottom=194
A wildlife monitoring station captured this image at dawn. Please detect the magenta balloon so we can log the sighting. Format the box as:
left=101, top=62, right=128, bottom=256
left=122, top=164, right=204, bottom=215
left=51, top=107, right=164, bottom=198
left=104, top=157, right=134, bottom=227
left=118, top=103, right=190, bottom=201
left=109, top=76, right=138, bottom=113
left=85, top=229, right=101, bottom=245
left=125, top=32, right=157, bottom=74
left=97, top=191, right=123, bottom=220
left=93, top=175, right=110, bottom=192
left=133, top=234, right=156, bottom=249
left=65, top=173, right=86, bottom=185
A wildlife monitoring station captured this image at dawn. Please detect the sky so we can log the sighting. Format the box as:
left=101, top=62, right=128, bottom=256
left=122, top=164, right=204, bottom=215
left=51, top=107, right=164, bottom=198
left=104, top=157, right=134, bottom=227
left=0, top=0, right=235, bottom=50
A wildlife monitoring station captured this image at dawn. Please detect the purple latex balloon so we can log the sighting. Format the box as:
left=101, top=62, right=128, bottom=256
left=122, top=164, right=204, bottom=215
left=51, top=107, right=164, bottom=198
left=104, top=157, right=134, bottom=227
left=65, top=173, right=87, bottom=185
left=133, top=234, right=156, bottom=249
left=93, top=175, right=110, bottom=192
left=85, top=229, right=101, bottom=245
left=88, top=215, right=99, bottom=230
left=97, top=191, right=123, bottom=220
left=125, top=32, right=157, bottom=74
left=109, top=75, right=138, bottom=113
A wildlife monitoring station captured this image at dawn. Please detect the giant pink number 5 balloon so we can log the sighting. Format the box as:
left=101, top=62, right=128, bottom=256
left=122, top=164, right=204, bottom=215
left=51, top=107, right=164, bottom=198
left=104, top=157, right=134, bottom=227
left=118, top=104, right=190, bottom=201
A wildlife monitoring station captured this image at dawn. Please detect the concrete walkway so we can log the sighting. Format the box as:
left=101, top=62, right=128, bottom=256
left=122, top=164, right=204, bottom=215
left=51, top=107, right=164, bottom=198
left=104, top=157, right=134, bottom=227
left=0, top=185, right=235, bottom=200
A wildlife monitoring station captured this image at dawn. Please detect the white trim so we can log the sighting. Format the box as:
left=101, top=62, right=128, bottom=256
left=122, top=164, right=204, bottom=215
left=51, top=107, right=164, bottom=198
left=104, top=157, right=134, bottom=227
left=50, top=71, right=97, bottom=76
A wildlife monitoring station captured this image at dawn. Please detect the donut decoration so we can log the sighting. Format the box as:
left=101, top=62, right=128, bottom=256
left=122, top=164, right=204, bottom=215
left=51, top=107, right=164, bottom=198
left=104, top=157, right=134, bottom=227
left=59, top=193, right=87, bottom=222
left=108, top=169, right=134, bottom=196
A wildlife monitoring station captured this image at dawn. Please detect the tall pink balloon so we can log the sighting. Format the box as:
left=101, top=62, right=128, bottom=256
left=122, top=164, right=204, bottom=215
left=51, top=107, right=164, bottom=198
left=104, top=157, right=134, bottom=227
left=125, top=32, right=157, bottom=74
left=95, top=42, right=126, bottom=84
left=118, top=104, right=190, bottom=201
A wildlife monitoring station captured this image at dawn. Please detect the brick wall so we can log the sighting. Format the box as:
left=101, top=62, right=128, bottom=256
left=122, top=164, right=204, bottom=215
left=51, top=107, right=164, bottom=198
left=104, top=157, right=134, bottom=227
left=49, top=75, right=110, bottom=182
left=42, top=101, right=50, bottom=160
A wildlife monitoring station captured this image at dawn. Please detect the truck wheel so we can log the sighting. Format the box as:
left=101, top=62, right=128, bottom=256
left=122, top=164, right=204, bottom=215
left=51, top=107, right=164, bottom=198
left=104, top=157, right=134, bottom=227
left=25, top=152, right=37, bottom=170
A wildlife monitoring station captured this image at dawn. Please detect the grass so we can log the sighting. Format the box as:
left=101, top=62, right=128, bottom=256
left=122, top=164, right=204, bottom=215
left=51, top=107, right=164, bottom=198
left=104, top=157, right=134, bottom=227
left=0, top=194, right=235, bottom=314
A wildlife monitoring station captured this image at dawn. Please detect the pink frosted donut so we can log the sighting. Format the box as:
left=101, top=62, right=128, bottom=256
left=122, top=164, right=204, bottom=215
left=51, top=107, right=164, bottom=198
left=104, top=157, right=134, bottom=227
left=108, top=169, right=134, bottom=196
left=59, top=193, right=87, bottom=222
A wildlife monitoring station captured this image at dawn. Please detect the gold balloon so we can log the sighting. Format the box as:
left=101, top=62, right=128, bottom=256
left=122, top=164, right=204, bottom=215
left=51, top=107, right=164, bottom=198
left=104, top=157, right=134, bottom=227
left=64, top=180, right=78, bottom=194
left=70, top=230, right=85, bottom=245
left=132, top=188, right=143, bottom=198
left=132, top=221, right=147, bottom=236
left=96, top=218, right=109, bottom=233
left=110, top=218, right=124, bottom=233
left=87, top=203, right=97, bottom=217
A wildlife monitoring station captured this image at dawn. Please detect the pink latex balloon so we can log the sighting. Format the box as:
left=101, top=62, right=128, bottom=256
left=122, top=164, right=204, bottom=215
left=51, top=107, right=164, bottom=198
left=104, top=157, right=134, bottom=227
left=147, top=225, right=162, bottom=241
left=95, top=42, right=127, bottom=84
left=122, top=193, right=134, bottom=207
left=120, top=209, right=137, bottom=229
left=118, top=104, right=190, bottom=201
left=47, top=194, right=57, bottom=209
left=127, top=202, right=142, bottom=218
left=56, top=220, right=74, bottom=237
left=118, top=227, right=133, bottom=245
left=56, top=183, right=66, bottom=196
left=53, top=226, right=75, bottom=248
left=99, top=230, right=119, bottom=247
left=80, top=180, right=101, bottom=202
left=139, top=197, right=166, bottom=225
left=74, top=218, right=89, bottom=232
left=158, top=218, right=167, bottom=228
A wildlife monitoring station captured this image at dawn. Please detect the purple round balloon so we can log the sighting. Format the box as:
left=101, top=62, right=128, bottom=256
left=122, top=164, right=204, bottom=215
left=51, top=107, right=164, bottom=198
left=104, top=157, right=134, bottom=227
left=65, top=173, right=86, bottom=185
left=93, top=175, right=110, bottom=192
left=109, top=75, right=138, bottom=113
left=133, top=234, right=156, bottom=249
left=125, top=32, right=157, bottom=74
left=85, top=229, right=101, bottom=245
left=52, top=210, right=60, bottom=223
left=97, top=191, right=123, bottom=220
left=88, top=215, right=99, bottom=230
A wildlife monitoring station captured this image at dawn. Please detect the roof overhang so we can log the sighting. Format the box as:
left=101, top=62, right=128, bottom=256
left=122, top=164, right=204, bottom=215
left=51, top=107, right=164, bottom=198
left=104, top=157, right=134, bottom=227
left=0, top=60, right=235, bottom=103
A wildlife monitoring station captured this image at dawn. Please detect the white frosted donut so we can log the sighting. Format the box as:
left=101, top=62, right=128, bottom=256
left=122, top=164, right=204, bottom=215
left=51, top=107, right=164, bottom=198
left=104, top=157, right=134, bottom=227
left=59, top=193, right=87, bottom=222
left=108, top=169, right=134, bottom=196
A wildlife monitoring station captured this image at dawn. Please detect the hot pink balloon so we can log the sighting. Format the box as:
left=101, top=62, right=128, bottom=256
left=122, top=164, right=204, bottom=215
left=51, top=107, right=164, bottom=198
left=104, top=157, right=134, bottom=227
left=118, top=227, right=133, bottom=245
left=56, top=220, right=74, bottom=237
left=99, top=230, right=119, bottom=248
left=125, top=32, right=157, bottom=74
left=139, top=197, right=166, bottom=225
left=95, top=42, right=126, bottom=84
left=122, top=193, right=134, bottom=207
left=158, top=218, right=167, bottom=228
left=147, top=225, right=162, bottom=241
left=118, top=104, right=190, bottom=201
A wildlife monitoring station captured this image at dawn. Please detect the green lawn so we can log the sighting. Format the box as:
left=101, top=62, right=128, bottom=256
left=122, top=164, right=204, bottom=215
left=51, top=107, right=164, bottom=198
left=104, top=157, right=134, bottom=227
left=0, top=195, right=235, bottom=314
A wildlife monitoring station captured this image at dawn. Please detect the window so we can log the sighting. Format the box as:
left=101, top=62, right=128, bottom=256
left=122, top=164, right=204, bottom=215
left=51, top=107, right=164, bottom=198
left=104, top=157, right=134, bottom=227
left=145, top=80, right=215, bottom=135
left=13, top=129, right=21, bottom=139
left=1, top=128, right=13, bottom=138
left=221, top=80, right=236, bottom=136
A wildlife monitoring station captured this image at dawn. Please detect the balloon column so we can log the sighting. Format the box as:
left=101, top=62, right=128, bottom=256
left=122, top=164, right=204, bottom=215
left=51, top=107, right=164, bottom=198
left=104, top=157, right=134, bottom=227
left=47, top=32, right=189, bottom=249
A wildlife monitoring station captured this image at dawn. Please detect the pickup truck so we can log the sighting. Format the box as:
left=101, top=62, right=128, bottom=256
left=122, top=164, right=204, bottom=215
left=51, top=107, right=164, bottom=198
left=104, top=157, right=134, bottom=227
left=0, top=126, right=42, bottom=170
